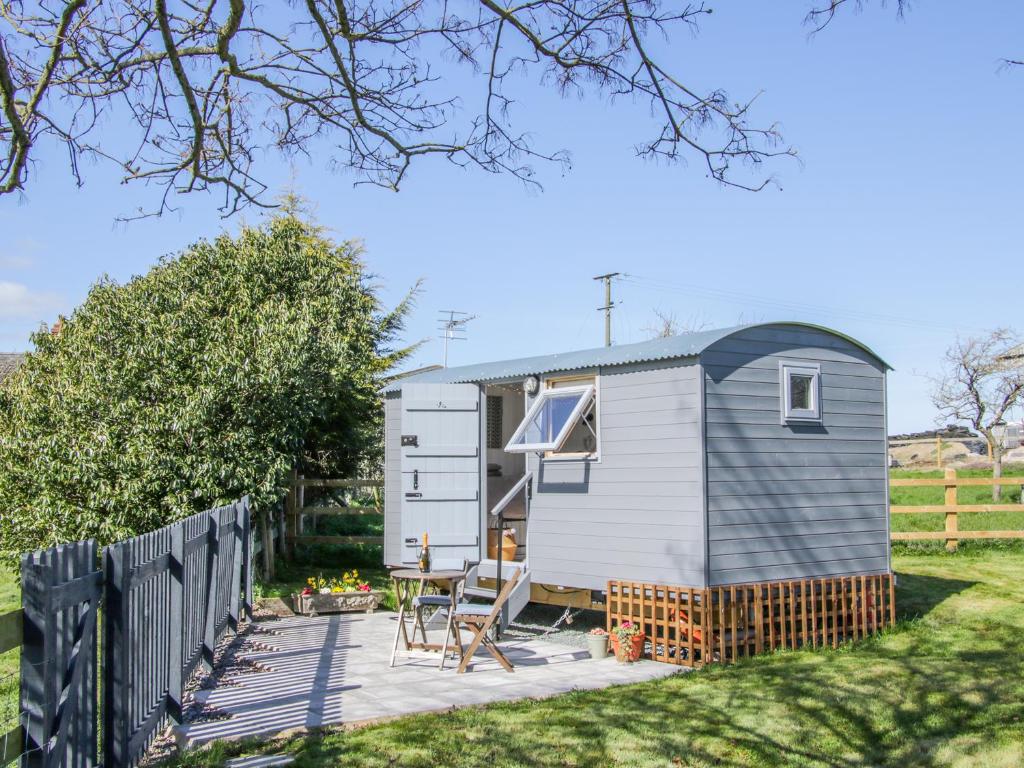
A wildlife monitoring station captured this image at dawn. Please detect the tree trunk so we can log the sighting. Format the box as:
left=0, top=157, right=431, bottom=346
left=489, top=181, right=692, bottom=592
left=259, top=507, right=275, bottom=581
left=992, top=444, right=1003, bottom=502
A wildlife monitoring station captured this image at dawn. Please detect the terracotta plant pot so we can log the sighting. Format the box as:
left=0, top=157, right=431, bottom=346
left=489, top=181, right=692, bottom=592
left=612, top=633, right=645, bottom=662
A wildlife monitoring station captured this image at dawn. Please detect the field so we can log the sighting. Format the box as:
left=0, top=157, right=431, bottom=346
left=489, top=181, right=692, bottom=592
left=168, top=548, right=1024, bottom=768
left=0, top=569, right=19, bottom=728
left=890, top=465, right=1024, bottom=549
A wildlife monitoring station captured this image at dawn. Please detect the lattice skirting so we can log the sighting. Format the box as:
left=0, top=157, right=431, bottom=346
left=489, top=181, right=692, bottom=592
left=606, top=573, right=896, bottom=667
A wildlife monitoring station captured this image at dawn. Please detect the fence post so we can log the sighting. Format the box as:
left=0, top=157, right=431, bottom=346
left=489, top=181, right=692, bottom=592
left=241, top=498, right=253, bottom=621
left=202, top=511, right=220, bottom=672
left=229, top=503, right=243, bottom=633
left=167, top=525, right=185, bottom=724
left=19, top=556, right=51, bottom=768
left=944, top=467, right=958, bottom=553
left=102, top=544, right=130, bottom=768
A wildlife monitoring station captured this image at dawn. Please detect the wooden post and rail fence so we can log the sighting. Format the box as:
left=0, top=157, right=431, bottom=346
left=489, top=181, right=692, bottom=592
left=890, top=469, right=1024, bottom=551
left=280, top=476, right=384, bottom=558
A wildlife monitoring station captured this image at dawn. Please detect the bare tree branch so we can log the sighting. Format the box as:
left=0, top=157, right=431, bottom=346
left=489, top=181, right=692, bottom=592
left=0, top=0, right=798, bottom=216
left=931, top=329, right=1024, bottom=500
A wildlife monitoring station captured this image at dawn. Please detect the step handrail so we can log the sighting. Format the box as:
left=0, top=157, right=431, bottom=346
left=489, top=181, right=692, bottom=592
left=488, top=471, right=532, bottom=636
left=489, top=471, right=533, bottom=518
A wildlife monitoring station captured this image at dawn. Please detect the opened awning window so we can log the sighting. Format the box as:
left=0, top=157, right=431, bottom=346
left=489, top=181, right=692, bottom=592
left=505, top=385, right=595, bottom=453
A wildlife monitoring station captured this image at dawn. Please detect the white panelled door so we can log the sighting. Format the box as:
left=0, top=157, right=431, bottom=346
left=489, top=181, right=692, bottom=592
left=399, top=382, right=482, bottom=563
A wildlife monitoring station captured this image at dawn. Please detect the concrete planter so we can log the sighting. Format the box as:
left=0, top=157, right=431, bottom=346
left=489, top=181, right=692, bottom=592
left=297, top=590, right=382, bottom=616
left=586, top=633, right=609, bottom=660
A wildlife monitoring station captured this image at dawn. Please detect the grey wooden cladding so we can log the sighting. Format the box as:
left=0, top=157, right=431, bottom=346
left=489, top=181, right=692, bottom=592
left=529, top=360, right=706, bottom=591
left=383, top=393, right=403, bottom=565
left=103, top=499, right=251, bottom=767
left=702, top=325, right=889, bottom=585
left=20, top=540, right=101, bottom=768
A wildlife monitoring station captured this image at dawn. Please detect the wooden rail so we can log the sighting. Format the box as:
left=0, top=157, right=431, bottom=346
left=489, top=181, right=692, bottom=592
left=284, top=477, right=384, bottom=555
left=1, top=609, right=23, bottom=767
left=891, top=469, right=1024, bottom=551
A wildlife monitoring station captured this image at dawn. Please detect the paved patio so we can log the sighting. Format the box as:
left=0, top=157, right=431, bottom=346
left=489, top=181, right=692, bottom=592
left=177, top=611, right=679, bottom=745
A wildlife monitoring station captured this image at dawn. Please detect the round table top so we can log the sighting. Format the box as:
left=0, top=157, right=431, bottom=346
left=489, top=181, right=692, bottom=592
left=390, top=568, right=465, bottom=581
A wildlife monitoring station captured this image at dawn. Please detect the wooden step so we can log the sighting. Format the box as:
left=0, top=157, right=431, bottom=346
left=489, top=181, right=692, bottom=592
left=462, top=586, right=498, bottom=599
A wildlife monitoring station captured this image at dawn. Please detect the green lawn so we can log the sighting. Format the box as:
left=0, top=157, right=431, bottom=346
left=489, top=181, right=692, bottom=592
left=0, top=568, right=19, bottom=725
left=890, top=466, right=1024, bottom=551
left=256, top=543, right=397, bottom=612
left=166, top=549, right=1024, bottom=768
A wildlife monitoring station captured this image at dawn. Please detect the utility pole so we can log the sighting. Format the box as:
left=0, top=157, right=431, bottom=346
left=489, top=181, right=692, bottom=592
left=593, top=272, right=620, bottom=347
left=437, top=310, right=476, bottom=367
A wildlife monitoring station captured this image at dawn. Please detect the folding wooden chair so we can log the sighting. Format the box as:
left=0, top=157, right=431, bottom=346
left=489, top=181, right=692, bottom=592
left=453, top=567, right=521, bottom=674
left=410, top=558, right=468, bottom=670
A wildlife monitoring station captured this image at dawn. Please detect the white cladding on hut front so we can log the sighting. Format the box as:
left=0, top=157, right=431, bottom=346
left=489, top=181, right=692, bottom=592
left=382, top=322, right=891, bottom=620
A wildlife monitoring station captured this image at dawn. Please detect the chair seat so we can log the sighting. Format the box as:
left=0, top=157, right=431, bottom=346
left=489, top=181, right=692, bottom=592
left=412, top=594, right=452, bottom=607
left=453, top=603, right=494, bottom=617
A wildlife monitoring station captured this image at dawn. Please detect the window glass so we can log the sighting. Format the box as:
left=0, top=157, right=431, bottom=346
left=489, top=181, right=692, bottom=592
left=513, top=390, right=586, bottom=446
left=789, top=374, right=813, bottom=411
left=505, top=385, right=595, bottom=452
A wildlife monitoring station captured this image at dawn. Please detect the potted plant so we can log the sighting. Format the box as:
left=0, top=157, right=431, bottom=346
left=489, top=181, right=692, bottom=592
left=586, top=628, right=609, bottom=660
left=610, top=620, right=645, bottom=662
left=297, top=571, right=383, bottom=616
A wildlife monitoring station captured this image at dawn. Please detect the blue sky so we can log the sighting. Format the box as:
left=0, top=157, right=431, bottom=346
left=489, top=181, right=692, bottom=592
left=1, top=2, right=1021, bottom=434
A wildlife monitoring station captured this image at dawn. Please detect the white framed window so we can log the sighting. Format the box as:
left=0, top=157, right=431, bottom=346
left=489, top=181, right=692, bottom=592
left=780, top=362, right=821, bottom=423
left=505, top=384, right=596, bottom=453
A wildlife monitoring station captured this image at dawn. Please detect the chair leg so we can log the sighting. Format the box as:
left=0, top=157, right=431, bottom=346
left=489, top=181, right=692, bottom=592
left=414, top=605, right=430, bottom=645
left=439, top=608, right=455, bottom=671
left=456, top=622, right=488, bottom=674
left=481, top=636, right=515, bottom=673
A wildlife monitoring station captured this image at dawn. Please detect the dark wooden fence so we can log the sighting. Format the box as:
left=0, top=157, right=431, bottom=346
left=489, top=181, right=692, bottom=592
left=20, top=541, right=101, bottom=768
left=103, top=501, right=251, bottom=767
left=9, top=499, right=252, bottom=768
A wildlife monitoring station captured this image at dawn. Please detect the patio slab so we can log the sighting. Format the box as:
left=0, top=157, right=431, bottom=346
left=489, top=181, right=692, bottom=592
left=177, top=612, right=680, bottom=745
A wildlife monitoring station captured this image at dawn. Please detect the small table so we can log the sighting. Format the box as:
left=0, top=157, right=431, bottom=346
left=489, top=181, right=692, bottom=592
left=390, top=568, right=466, bottom=667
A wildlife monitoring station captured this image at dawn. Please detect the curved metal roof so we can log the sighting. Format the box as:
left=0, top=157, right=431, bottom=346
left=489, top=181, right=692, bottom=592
left=383, top=322, right=890, bottom=392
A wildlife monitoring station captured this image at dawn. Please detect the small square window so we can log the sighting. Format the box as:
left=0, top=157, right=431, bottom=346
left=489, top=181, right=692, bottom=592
left=780, top=362, right=821, bottom=423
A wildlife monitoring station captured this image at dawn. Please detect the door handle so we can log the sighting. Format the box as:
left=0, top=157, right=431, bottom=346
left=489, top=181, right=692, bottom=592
left=413, top=469, right=419, bottom=489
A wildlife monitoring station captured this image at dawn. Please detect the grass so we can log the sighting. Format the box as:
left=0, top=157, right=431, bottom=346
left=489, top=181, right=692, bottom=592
left=256, top=543, right=397, bottom=612
left=0, top=568, right=20, bottom=725
left=164, top=549, right=1024, bottom=768
left=890, top=465, right=1024, bottom=553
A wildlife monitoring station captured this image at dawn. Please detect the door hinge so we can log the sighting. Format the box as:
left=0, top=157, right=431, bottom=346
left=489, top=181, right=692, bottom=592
left=405, top=492, right=422, bottom=498
left=401, top=434, right=418, bottom=447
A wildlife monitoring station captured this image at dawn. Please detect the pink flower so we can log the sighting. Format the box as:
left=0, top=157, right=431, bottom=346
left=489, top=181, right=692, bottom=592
left=358, top=583, right=371, bottom=592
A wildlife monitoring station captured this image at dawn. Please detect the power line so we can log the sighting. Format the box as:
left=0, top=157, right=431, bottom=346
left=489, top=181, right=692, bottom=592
left=619, top=274, right=982, bottom=335
left=437, top=310, right=476, bottom=367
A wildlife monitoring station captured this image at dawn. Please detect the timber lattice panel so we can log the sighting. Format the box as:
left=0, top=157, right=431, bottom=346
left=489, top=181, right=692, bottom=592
left=607, top=573, right=896, bottom=667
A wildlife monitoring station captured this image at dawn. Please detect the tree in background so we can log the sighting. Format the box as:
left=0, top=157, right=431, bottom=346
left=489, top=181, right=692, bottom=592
left=0, top=212, right=415, bottom=570
left=931, top=329, right=1024, bottom=501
